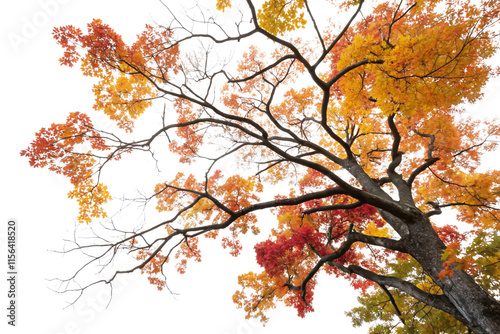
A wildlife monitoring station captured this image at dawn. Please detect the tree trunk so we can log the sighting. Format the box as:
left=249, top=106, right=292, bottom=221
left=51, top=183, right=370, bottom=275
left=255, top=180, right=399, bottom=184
left=406, top=212, right=500, bottom=334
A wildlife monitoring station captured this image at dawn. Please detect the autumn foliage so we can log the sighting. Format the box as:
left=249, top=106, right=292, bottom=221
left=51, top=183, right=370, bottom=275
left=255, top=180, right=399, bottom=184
left=22, top=0, right=500, bottom=333
left=20, top=112, right=111, bottom=223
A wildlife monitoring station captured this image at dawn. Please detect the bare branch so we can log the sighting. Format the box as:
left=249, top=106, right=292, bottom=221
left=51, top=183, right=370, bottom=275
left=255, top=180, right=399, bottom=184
left=302, top=201, right=365, bottom=215
left=313, top=0, right=365, bottom=68
left=303, top=0, right=326, bottom=51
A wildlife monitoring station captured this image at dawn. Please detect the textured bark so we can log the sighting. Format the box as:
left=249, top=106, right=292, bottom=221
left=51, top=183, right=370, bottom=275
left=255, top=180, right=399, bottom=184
left=405, top=212, right=500, bottom=334
left=343, top=156, right=500, bottom=333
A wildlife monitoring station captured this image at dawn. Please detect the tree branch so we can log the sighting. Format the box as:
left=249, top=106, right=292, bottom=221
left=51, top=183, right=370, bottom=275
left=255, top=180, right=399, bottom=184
left=327, top=58, right=385, bottom=86
left=313, top=0, right=365, bottom=68
left=378, top=283, right=406, bottom=325
left=407, top=157, right=440, bottom=187
left=386, top=114, right=413, bottom=205
left=303, top=0, right=326, bottom=51
left=229, top=54, right=296, bottom=83
left=330, top=264, right=468, bottom=325
left=285, top=224, right=407, bottom=305
left=301, top=201, right=365, bottom=215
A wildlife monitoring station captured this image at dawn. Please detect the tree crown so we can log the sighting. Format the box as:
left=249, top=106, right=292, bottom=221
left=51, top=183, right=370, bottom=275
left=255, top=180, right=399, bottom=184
left=21, top=0, right=500, bottom=332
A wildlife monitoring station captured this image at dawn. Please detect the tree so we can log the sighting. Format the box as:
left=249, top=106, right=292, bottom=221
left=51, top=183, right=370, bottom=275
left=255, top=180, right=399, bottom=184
left=21, top=0, right=500, bottom=332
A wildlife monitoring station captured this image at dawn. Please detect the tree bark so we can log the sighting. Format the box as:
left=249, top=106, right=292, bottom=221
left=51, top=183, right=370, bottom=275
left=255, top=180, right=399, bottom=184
left=405, top=211, right=500, bottom=334
left=343, top=155, right=500, bottom=333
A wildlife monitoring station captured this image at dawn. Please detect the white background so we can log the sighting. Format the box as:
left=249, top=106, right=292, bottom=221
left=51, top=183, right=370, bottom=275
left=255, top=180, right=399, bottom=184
left=0, top=1, right=371, bottom=333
